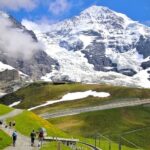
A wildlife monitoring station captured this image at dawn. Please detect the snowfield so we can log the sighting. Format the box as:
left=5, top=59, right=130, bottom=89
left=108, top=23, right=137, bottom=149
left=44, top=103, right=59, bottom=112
left=28, top=90, right=110, bottom=111
left=22, top=6, right=150, bottom=88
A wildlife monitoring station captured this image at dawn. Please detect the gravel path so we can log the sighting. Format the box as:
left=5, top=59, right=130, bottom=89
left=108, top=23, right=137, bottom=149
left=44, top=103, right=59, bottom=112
left=0, top=109, right=23, bottom=120
left=41, top=99, right=150, bottom=119
left=0, top=109, right=39, bottom=150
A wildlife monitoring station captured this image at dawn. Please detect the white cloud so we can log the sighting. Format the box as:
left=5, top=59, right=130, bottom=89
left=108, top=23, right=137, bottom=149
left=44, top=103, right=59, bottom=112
left=0, top=0, right=37, bottom=11
left=22, top=19, right=53, bottom=32
left=0, top=16, right=42, bottom=59
left=49, top=0, right=71, bottom=15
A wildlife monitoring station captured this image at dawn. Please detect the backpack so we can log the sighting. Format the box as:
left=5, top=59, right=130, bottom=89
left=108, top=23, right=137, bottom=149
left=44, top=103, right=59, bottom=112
left=13, top=132, right=17, bottom=137
left=12, top=132, right=17, bottom=140
left=39, top=132, right=43, bottom=138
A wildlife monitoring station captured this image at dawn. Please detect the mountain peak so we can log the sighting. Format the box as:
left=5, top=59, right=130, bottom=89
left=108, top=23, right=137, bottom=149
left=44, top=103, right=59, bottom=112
left=83, top=5, right=110, bottom=12
left=81, top=5, right=112, bottom=16
left=80, top=5, right=133, bottom=26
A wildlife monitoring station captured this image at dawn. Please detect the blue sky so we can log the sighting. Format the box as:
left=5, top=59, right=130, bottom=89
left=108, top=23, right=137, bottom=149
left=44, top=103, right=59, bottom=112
left=1, top=0, right=150, bottom=25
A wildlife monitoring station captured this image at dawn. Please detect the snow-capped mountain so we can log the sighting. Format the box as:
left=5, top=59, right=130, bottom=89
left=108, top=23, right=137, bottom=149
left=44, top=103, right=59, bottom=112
left=22, top=5, right=150, bottom=88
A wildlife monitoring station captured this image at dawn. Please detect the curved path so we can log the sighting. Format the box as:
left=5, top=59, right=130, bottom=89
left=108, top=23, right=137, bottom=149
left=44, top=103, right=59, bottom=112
left=0, top=109, right=39, bottom=150
left=41, top=99, right=150, bottom=119
left=79, top=142, right=101, bottom=150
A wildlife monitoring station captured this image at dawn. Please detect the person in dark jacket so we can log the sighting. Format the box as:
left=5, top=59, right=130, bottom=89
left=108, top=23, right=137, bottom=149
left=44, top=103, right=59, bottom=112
left=12, top=131, right=17, bottom=147
left=30, top=130, right=36, bottom=146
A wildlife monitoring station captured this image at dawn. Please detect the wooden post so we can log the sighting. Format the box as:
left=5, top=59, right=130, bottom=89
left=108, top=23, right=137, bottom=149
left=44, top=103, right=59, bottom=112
left=119, top=137, right=121, bottom=150
left=57, top=141, right=61, bottom=150
left=95, top=136, right=97, bottom=148
left=99, top=136, right=100, bottom=148
left=109, top=141, right=111, bottom=150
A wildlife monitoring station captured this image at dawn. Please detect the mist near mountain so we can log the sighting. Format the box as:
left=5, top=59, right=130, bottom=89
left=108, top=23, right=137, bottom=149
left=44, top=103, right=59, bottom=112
left=0, top=13, right=43, bottom=60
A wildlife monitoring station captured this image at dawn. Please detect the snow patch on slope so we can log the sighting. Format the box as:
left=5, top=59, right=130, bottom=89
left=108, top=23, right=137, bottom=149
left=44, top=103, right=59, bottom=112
left=28, top=90, right=110, bottom=110
left=9, top=101, right=21, bottom=107
left=133, top=68, right=150, bottom=88
left=106, top=48, right=143, bottom=72
left=79, top=35, right=94, bottom=48
left=0, top=61, right=14, bottom=72
left=0, top=92, right=7, bottom=98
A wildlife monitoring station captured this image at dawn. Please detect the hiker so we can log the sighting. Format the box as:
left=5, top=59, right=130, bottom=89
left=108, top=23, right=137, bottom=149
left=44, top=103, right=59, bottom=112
left=30, top=130, right=36, bottom=146
left=0, top=120, right=3, bottom=125
left=38, top=129, right=44, bottom=147
left=12, top=121, right=16, bottom=127
left=12, top=131, right=17, bottom=147
left=9, top=121, right=12, bottom=128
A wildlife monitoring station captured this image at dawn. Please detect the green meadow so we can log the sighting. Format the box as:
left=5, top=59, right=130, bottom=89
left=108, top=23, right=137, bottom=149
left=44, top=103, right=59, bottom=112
left=0, top=104, right=13, bottom=115
left=1, top=82, right=150, bottom=114
left=0, top=130, right=11, bottom=149
left=49, top=105, right=150, bottom=150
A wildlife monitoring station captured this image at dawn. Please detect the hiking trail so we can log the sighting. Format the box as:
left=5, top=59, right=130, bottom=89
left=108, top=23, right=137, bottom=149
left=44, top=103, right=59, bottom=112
left=0, top=109, right=39, bottom=150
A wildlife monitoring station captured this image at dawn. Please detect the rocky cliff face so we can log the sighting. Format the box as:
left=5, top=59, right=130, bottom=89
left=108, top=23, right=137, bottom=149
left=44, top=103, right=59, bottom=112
left=0, top=50, right=59, bottom=79
left=0, top=69, right=20, bottom=81
left=0, top=11, right=59, bottom=79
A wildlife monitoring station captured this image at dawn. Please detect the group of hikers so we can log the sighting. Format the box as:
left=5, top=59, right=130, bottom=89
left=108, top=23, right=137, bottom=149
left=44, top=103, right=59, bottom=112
left=12, top=129, right=44, bottom=147
left=0, top=120, right=45, bottom=147
left=0, top=120, right=16, bottom=128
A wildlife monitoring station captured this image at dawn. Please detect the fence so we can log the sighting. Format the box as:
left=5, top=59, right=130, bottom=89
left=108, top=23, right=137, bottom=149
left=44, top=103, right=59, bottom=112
left=79, top=132, right=144, bottom=150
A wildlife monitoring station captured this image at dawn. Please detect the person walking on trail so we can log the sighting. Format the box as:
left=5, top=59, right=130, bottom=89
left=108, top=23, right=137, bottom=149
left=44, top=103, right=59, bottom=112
left=38, top=129, right=44, bottom=147
left=12, top=131, right=17, bottom=147
left=30, top=130, right=36, bottom=146
left=12, top=121, right=16, bottom=127
left=9, top=121, right=12, bottom=128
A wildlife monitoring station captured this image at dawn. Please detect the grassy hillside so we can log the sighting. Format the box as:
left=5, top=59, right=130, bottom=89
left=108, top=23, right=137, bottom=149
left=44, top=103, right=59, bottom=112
left=49, top=105, right=150, bottom=150
left=0, top=130, right=11, bottom=149
left=33, top=83, right=150, bottom=114
left=1, top=82, right=150, bottom=149
left=7, top=110, right=68, bottom=138
left=0, top=104, right=13, bottom=116
left=1, top=82, right=150, bottom=112
left=0, top=103, right=138, bottom=150
left=5, top=109, right=99, bottom=149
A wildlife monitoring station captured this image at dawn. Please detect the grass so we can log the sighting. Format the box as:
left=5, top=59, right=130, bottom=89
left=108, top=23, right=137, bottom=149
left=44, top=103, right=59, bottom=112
left=40, top=141, right=71, bottom=150
left=76, top=142, right=93, bottom=150
left=0, top=82, right=97, bottom=109
left=1, top=82, right=150, bottom=111
left=79, top=138, right=136, bottom=150
left=0, top=104, right=13, bottom=116
left=33, top=83, right=150, bottom=114
left=4, top=108, right=137, bottom=150
left=48, top=105, right=150, bottom=150
left=0, top=129, right=11, bottom=149
left=1, top=82, right=150, bottom=149
left=41, top=138, right=136, bottom=150
left=7, top=111, right=68, bottom=138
